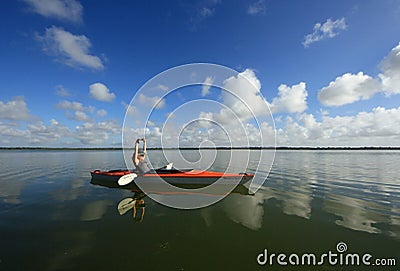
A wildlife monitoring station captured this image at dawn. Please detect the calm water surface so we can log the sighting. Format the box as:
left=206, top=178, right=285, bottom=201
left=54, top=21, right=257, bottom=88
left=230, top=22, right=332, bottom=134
left=0, top=150, right=399, bottom=270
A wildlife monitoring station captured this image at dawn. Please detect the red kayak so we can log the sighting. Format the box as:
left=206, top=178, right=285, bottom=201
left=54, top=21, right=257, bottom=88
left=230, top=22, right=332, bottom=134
left=90, top=168, right=254, bottom=186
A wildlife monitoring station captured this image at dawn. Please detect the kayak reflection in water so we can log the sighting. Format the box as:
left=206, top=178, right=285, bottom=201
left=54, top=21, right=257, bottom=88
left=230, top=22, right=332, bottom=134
left=117, top=191, right=147, bottom=223
left=132, top=138, right=150, bottom=175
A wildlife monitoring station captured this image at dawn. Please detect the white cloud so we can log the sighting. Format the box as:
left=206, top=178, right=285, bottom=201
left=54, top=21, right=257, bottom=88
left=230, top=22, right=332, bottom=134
left=24, top=0, right=83, bottom=23
left=56, top=100, right=95, bottom=122
left=277, top=107, right=400, bottom=146
left=201, top=69, right=307, bottom=126
left=379, top=42, right=400, bottom=95
left=75, top=120, right=120, bottom=145
left=247, top=0, right=266, bottom=15
left=50, top=119, right=59, bottom=125
left=27, top=119, right=72, bottom=141
left=2, top=105, right=400, bottom=147
left=303, top=18, right=347, bottom=48
left=318, top=42, right=400, bottom=107
left=0, top=96, right=33, bottom=121
left=97, top=109, right=107, bottom=117
left=165, top=111, right=175, bottom=120
left=55, top=85, right=71, bottom=97
left=217, top=70, right=308, bottom=116
left=1, top=117, right=123, bottom=146
left=220, top=69, right=266, bottom=120
left=89, top=83, right=116, bottom=102
left=0, top=122, right=30, bottom=138
left=122, top=102, right=138, bottom=116
left=193, top=70, right=308, bottom=147
left=0, top=97, right=123, bottom=145
left=155, top=69, right=276, bottom=148
left=322, top=107, right=400, bottom=139
left=193, top=69, right=265, bottom=129
left=199, top=7, right=214, bottom=18
left=201, top=76, right=214, bottom=96
left=55, top=100, right=94, bottom=112
left=0, top=119, right=73, bottom=145
left=147, top=120, right=156, bottom=127
left=188, top=0, right=221, bottom=30
left=143, top=118, right=276, bottom=148
left=56, top=100, right=83, bottom=111
left=197, top=0, right=221, bottom=19
left=37, top=26, right=104, bottom=70
left=153, top=84, right=169, bottom=92
left=318, top=72, right=380, bottom=106
left=138, top=93, right=166, bottom=109
left=71, top=111, right=91, bottom=122
left=270, top=82, right=308, bottom=113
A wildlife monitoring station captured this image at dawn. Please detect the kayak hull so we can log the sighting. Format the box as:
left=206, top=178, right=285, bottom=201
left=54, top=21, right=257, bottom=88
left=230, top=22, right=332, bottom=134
left=90, top=169, right=254, bottom=186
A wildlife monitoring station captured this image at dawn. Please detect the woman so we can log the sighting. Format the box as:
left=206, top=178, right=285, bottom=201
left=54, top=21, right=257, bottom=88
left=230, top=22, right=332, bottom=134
left=132, top=138, right=151, bottom=174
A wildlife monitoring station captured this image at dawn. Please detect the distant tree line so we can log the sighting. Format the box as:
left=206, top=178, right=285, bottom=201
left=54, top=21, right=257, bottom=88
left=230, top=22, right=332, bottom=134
left=1, top=146, right=399, bottom=151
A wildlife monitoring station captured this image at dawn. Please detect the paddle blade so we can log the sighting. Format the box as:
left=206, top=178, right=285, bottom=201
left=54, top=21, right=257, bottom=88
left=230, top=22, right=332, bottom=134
left=118, top=173, right=137, bottom=186
left=117, top=198, right=135, bottom=215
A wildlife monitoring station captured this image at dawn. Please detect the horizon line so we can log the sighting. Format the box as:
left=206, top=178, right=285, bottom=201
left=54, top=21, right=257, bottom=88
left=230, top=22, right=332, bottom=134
left=1, top=146, right=400, bottom=151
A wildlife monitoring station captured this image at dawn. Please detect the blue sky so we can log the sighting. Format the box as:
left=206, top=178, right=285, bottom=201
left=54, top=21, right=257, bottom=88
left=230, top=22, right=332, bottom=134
left=1, top=0, right=400, bottom=147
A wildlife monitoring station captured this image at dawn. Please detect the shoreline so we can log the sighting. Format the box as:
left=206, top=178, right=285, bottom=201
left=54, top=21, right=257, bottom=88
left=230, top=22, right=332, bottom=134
left=1, top=146, right=400, bottom=151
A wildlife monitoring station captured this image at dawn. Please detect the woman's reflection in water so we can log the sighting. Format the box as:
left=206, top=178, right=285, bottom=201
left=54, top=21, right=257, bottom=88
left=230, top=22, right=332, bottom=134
left=132, top=191, right=146, bottom=223
left=118, top=190, right=146, bottom=223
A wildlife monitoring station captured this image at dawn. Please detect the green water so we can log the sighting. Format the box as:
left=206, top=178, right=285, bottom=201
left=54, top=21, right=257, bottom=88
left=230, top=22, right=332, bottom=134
left=0, top=150, right=399, bottom=270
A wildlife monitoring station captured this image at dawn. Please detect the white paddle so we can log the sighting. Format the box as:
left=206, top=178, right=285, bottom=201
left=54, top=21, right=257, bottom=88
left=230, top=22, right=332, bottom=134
left=118, top=173, right=137, bottom=186
left=117, top=197, right=135, bottom=215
